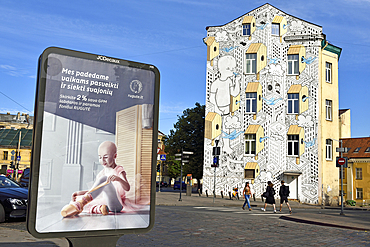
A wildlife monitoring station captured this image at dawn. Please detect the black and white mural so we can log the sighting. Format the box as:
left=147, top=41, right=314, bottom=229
left=203, top=4, right=322, bottom=204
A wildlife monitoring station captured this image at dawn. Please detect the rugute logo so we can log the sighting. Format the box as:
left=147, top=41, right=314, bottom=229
left=130, top=80, right=143, bottom=94
left=96, top=56, right=120, bottom=64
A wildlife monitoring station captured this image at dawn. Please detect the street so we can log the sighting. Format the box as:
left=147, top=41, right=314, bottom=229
left=1, top=204, right=369, bottom=246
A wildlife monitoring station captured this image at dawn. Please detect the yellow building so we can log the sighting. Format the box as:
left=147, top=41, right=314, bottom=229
left=341, top=137, right=370, bottom=205
left=0, top=128, right=32, bottom=178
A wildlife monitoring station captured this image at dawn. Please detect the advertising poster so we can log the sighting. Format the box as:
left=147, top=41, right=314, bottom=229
left=27, top=47, right=159, bottom=237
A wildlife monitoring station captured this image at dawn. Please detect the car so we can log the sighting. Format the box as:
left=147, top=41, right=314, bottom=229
left=0, top=175, right=28, bottom=222
left=156, top=181, right=168, bottom=187
left=173, top=181, right=186, bottom=190
left=19, top=168, right=30, bottom=187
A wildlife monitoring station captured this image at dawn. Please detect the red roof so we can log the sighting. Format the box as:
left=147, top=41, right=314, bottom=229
left=341, top=137, right=370, bottom=158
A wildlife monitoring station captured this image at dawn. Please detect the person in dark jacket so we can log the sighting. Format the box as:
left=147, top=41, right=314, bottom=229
left=279, top=180, right=292, bottom=214
left=261, top=181, right=276, bottom=213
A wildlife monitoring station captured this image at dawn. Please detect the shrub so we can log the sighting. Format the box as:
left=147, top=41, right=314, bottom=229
left=346, top=200, right=356, bottom=206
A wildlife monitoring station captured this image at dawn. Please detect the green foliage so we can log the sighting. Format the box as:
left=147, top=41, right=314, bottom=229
left=163, top=102, right=205, bottom=183
left=346, top=200, right=356, bottom=206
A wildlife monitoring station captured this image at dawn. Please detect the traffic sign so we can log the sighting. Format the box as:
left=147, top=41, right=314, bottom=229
left=336, top=157, right=348, bottom=168
left=336, top=147, right=349, bottom=153
left=17, top=156, right=21, bottom=161
left=160, top=154, right=166, bottom=161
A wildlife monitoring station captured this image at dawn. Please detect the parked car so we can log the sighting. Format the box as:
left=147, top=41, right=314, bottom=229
left=19, top=168, right=30, bottom=187
left=173, top=181, right=186, bottom=190
left=0, top=175, right=28, bottom=222
left=156, top=181, right=168, bottom=187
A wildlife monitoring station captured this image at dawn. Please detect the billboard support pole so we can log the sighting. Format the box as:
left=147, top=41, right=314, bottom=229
left=67, top=235, right=121, bottom=247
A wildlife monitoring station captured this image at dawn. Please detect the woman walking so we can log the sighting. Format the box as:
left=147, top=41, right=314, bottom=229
left=261, top=181, right=277, bottom=213
left=242, top=182, right=252, bottom=211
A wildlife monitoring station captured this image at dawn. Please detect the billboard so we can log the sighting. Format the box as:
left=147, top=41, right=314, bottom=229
left=27, top=47, right=160, bottom=239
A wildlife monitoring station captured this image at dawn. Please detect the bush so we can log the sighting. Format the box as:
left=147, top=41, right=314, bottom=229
left=346, top=200, right=356, bottom=206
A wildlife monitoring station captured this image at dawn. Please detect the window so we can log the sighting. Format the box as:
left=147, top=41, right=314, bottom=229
left=243, top=24, right=251, bottom=36
left=246, top=53, right=256, bottom=74
left=288, top=93, right=299, bottom=114
left=354, top=147, right=361, bottom=153
left=244, top=169, right=255, bottom=179
left=366, top=147, right=370, bottom=153
left=326, top=62, right=332, bottom=83
left=288, top=135, right=299, bottom=156
left=3, top=151, right=8, bottom=160
left=245, top=134, right=256, bottom=155
left=356, top=188, right=363, bottom=199
left=356, top=168, right=363, bottom=180
left=326, top=139, right=333, bottom=160
left=339, top=168, right=345, bottom=179
left=288, top=55, right=299, bottom=75
left=326, top=100, right=332, bottom=121
left=272, top=23, right=279, bottom=35
left=245, top=93, right=257, bottom=113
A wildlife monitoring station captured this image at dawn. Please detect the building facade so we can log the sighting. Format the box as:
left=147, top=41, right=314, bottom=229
left=341, top=137, right=370, bottom=205
left=203, top=4, right=342, bottom=205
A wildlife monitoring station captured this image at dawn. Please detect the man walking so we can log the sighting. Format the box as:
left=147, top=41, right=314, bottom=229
left=279, top=181, right=292, bottom=214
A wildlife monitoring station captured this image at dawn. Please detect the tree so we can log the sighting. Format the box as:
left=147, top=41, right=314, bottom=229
left=163, top=102, right=205, bottom=190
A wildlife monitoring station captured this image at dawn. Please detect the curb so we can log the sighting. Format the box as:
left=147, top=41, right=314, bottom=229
left=280, top=215, right=370, bottom=232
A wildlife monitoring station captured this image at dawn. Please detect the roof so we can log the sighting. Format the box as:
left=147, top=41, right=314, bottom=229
left=0, top=128, right=33, bottom=148
left=321, top=39, right=342, bottom=59
left=341, top=137, right=370, bottom=159
left=205, top=37, right=216, bottom=46
left=246, top=43, right=263, bottom=54
left=272, top=16, right=284, bottom=24
left=205, top=112, right=219, bottom=121
left=205, top=3, right=322, bottom=30
left=339, top=109, right=350, bottom=116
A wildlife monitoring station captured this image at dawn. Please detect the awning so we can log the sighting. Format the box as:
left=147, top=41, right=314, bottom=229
left=246, top=43, right=262, bottom=54
left=245, top=82, right=260, bottom=93
left=288, top=45, right=304, bottom=55
left=242, top=16, right=254, bottom=24
left=245, top=125, right=260, bottom=134
left=245, top=162, right=258, bottom=169
left=287, top=125, right=302, bottom=135
left=287, top=84, right=302, bottom=94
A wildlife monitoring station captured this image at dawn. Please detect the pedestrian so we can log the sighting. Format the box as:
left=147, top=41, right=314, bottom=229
left=279, top=180, right=292, bottom=214
left=261, top=181, right=277, bottom=213
left=242, top=182, right=252, bottom=211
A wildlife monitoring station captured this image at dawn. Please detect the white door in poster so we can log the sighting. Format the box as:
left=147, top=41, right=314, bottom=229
left=285, top=175, right=298, bottom=200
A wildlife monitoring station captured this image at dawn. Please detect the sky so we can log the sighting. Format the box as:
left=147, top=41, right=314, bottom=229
left=0, top=0, right=369, bottom=137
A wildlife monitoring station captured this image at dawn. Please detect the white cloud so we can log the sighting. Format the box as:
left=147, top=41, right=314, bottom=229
left=224, top=115, right=241, bottom=129
left=290, top=20, right=304, bottom=32
left=298, top=115, right=314, bottom=128
left=268, top=64, right=284, bottom=76
left=215, top=31, right=228, bottom=42
left=255, top=170, right=273, bottom=184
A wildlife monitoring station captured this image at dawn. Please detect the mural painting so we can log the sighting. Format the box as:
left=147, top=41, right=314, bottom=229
left=203, top=4, right=322, bottom=204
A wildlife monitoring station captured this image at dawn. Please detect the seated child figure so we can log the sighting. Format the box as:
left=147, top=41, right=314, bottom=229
left=71, top=141, right=130, bottom=215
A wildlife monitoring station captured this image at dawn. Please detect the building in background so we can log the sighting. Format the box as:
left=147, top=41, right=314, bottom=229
left=341, top=137, right=370, bottom=205
left=0, top=129, right=32, bottom=177
left=0, top=112, right=33, bottom=177
left=203, top=3, right=345, bottom=206
left=0, top=112, right=33, bottom=130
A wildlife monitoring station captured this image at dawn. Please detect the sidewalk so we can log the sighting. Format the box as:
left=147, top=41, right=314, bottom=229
left=156, top=191, right=370, bottom=231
